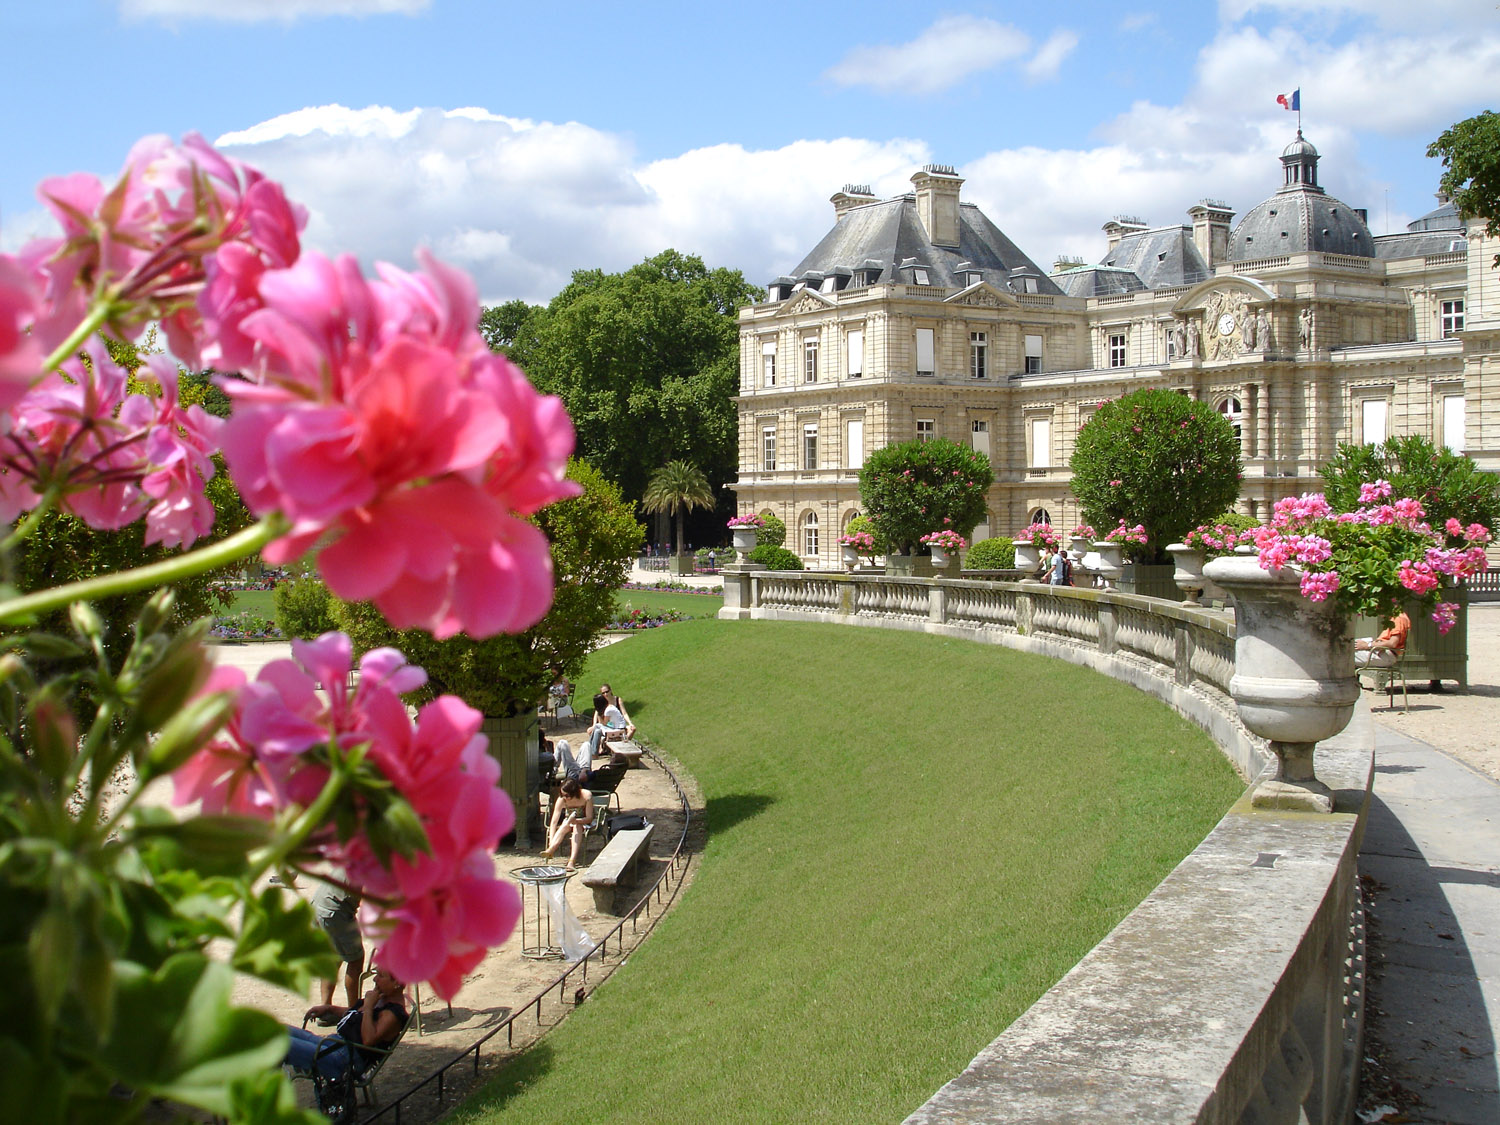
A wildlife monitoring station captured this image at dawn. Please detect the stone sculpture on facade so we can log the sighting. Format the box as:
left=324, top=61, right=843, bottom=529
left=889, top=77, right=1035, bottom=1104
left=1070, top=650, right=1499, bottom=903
left=1185, top=316, right=1200, bottom=358
left=1256, top=308, right=1273, bottom=353
left=1240, top=301, right=1258, bottom=352
left=1299, top=306, right=1313, bottom=349
left=1172, top=320, right=1187, bottom=359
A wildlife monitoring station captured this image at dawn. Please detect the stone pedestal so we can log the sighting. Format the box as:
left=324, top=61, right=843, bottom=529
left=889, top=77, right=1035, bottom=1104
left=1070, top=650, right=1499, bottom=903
left=718, top=562, right=764, bottom=619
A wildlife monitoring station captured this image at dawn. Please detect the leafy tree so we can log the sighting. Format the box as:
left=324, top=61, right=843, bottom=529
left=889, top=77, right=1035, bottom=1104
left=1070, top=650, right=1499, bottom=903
left=748, top=544, right=804, bottom=570
left=274, top=572, right=337, bottom=639
left=1428, top=111, right=1500, bottom=263
left=1321, top=434, right=1500, bottom=541
left=642, top=460, right=714, bottom=556
left=508, top=250, right=760, bottom=504
left=1071, top=389, right=1241, bottom=559
left=335, top=459, right=642, bottom=717
left=965, top=537, right=1016, bottom=570
left=843, top=514, right=887, bottom=556
left=479, top=298, right=544, bottom=361
left=857, top=438, right=994, bottom=554
left=757, top=511, right=786, bottom=548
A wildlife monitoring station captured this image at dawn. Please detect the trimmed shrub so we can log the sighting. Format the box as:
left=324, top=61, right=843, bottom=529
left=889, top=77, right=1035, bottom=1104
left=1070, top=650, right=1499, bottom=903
left=1321, top=434, right=1500, bottom=541
left=758, top=511, right=787, bottom=548
left=858, top=438, right=994, bottom=554
left=748, top=544, right=804, bottom=570
left=1071, top=388, right=1241, bottom=559
left=274, top=574, right=337, bottom=639
left=965, top=536, right=1016, bottom=570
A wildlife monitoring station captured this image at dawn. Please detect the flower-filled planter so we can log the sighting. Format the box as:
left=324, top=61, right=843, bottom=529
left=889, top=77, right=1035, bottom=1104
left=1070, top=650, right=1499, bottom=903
left=1014, top=523, right=1059, bottom=574
left=727, top=514, right=765, bottom=563
left=920, top=530, right=967, bottom=569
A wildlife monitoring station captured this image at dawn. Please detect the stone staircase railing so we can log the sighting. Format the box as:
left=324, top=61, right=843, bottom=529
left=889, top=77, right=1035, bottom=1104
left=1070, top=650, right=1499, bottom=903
left=721, top=568, right=1371, bottom=1124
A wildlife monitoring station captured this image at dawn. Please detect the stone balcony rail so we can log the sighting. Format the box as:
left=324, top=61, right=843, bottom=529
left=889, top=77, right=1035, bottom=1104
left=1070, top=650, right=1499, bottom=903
left=720, top=568, right=1371, bottom=1124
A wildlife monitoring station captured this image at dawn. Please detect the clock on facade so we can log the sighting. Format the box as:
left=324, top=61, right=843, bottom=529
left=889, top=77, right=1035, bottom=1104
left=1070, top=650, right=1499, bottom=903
left=1217, top=312, right=1237, bottom=336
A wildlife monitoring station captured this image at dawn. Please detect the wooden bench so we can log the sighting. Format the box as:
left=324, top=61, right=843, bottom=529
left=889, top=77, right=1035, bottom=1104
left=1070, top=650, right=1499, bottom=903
left=580, top=823, right=654, bottom=913
left=607, top=738, right=646, bottom=768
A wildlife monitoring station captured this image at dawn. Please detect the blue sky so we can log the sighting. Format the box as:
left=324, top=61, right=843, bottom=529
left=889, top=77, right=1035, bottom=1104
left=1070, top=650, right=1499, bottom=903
left=2, top=1, right=1495, bottom=304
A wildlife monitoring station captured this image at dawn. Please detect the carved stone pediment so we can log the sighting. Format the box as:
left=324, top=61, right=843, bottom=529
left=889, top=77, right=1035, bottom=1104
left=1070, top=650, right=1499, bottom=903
left=943, top=281, right=1016, bottom=308
left=777, top=290, right=836, bottom=318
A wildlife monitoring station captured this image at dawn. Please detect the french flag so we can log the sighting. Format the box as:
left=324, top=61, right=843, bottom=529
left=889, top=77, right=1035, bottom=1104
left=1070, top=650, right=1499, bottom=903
left=1277, top=89, right=1300, bottom=111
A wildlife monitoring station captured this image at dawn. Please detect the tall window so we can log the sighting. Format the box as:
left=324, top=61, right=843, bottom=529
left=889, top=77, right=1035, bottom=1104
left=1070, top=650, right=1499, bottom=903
left=970, top=331, right=987, bottom=379
left=1031, top=509, right=1052, bottom=526
left=1218, top=397, right=1243, bottom=442
left=1361, top=398, right=1388, bottom=446
left=916, top=419, right=934, bottom=443
left=1029, top=417, right=1051, bottom=469
left=846, top=419, right=864, bottom=468
left=915, top=328, right=935, bottom=377
left=802, top=512, right=819, bottom=557
left=1442, top=299, right=1465, bottom=338
left=1024, top=334, right=1043, bottom=374
left=1165, top=327, right=1177, bottom=361
left=1444, top=394, right=1466, bottom=453
left=761, top=341, right=776, bottom=387
left=803, top=423, right=818, bottom=470
left=762, top=427, right=776, bottom=471
left=1108, top=333, right=1127, bottom=368
left=846, top=329, right=864, bottom=378
left=971, top=419, right=990, bottom=458
left=803, top=338, right=818, bottom=383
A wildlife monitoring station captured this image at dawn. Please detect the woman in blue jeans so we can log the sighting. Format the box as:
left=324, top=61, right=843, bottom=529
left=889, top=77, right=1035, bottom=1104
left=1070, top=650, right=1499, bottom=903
left=286, top=965, right=408, bottom=1080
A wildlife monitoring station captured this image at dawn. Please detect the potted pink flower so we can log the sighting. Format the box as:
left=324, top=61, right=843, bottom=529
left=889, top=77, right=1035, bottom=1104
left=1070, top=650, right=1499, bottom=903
left=1170, top=517, right=1257, bottom=605
left=727, top=513, right=766, bottom=560
left=919, top=529, right=968, bottom=568
left=838, top=529, right=877, bottom=570
left=1014, top=522, right=1059, bottom=571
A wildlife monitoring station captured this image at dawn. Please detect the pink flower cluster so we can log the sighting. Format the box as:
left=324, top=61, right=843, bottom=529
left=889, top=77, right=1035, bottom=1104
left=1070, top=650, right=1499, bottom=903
left=839, top=530, right=876, bottom=551
left=1183, top=522, right=1249, bottom=556
left=173, top=633, right=518, bottom=998
left=1255, top=489, right=1491, bottom=632
left=727, top=513, right=766, bottom=529
left=1018, top=522, right=1060, bottom=548
left=1072, top=523, right=1096, bottom=539
left=1103, top=520, right=1148, bottom=546
left=920, top=529, right=968, bottom=550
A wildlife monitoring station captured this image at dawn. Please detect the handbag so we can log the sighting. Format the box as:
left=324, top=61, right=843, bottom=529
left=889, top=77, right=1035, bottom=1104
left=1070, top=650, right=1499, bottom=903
left=606, top=813, right=646, bottom=840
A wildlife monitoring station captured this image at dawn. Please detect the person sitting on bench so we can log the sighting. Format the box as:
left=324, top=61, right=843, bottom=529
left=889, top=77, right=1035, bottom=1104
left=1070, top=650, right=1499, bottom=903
left=287, top=965, right=408, bottom=1081
left=1354, top=610, right=1410, bottom=669
left=585, top=692, right=634, bottom=759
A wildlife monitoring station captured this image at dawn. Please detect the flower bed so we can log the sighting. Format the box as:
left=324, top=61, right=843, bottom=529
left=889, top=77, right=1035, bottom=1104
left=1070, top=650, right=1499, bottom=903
left=622, top=580, right=723, bottom=595
left=208, top=610, right=284, bottom=641
left=608, top=607, right=689, bottom=630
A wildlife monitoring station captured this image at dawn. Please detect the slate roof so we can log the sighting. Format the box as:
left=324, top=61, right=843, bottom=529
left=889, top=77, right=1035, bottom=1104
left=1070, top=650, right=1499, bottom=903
left=785, top=196, right=1064, bottom=296
left=1050, top=265, right=1147, bottom=298
left=1374, top=199, right=1469, bottom=259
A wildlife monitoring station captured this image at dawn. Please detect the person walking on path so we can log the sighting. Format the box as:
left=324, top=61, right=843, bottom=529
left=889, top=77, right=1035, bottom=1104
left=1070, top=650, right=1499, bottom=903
left=311, top=870, right=364, bottom=1018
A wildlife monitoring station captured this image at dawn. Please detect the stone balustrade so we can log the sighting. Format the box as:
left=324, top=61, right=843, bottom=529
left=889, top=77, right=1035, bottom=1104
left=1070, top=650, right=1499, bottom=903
left=720, top=567, right=1371, bottom=1124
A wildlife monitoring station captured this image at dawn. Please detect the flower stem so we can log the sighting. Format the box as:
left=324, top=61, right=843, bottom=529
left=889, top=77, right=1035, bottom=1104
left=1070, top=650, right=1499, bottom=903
left=40, top=300, right=115, bottom=374
left=0, top=514, right=288, bottom=626
left=246, top=766, right=346, bottom=882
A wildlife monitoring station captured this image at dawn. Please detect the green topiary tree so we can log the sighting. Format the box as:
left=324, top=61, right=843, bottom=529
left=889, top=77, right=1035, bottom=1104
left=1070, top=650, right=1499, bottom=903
left=757, top=511, right=786, bottom=548
left=857, top=438, right=994, bottom=554
left=1321, top=434, right=1500, bottom=541
left=964, top=537, right=1016, bottom=570
left=747, top=544, right=804, bottom=570
left=274, top=572, right=338, bottom=639
left=335, top=459, right=643, bottom=717
left=1070, top=388, right=1241, bottom=560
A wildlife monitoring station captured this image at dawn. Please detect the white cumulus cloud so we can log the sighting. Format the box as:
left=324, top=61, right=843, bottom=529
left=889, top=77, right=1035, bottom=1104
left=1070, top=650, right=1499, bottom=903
left=120, top=0, right=428, bottom=23
left=826, top=16, right=1072, bottom=95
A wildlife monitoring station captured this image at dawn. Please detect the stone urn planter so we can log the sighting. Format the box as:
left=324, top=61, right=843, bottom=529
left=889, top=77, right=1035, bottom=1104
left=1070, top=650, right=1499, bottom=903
left=731, top=526, right=758, bottom=563
left=841, top=544, right=859, bottom=571
left=1168, top=545, right=1229, bottom=606
left=928, top=545, right=950, bottom=569
left=1015, top=543, right=1041, bottom=573
left=1092, top=542, right=1124, bottom=589
left=1204, top=554, right=1359, bottom=813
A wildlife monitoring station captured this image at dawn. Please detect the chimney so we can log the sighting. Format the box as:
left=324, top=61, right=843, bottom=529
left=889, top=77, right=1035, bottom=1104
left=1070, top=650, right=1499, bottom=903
left=831, top=183, right=877, bottom=221
left=910, top=165, right=963, bottom=247
left=1101, top=215, right=1148, bottom=253
left=1187, top=200, right=1233, bottom=268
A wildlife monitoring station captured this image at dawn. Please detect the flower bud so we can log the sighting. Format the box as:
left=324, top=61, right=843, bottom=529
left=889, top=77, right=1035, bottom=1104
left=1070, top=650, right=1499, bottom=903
left=69, top=601, right=104, bottom=643
left=141, top=690, right=238, bottom=780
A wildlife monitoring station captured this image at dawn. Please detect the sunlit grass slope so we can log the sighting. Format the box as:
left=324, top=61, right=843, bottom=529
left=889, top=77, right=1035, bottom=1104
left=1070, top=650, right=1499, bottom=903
left=456, top=619, right=1241, bottom=1124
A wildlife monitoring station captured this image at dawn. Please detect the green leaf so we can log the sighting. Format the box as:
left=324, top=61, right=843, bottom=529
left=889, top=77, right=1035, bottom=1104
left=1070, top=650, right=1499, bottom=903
left=233, top=888, right=338, bottom=995
left=0, top=1039, right=69, bottom=1125
left=139, top=690, right=239, bottom=781
left=99, top=955, right=288, bottom=1115
left=225, top=1070, right=328, bottom=1125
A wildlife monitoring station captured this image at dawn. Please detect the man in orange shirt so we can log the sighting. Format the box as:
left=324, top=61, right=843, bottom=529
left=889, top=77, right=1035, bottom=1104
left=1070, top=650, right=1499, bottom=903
left=1354, top=610, right=1411, bottom=669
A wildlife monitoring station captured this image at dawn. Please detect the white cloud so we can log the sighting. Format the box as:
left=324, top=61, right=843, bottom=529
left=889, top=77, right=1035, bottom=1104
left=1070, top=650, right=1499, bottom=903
left=120, top=0, right=428, bottom=23
left=1219, top=0, right=1496, bottom=31
left=825, top=16, right=1055, bottom=95
left=1023, top=30, right=1080, bottom=83
left=214, top=104, right=927, bottom=303
left=1119, top=12, right=1160, bottom=32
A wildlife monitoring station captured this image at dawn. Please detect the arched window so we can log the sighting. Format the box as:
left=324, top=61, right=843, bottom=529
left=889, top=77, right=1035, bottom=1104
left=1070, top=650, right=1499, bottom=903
left=802, top=511, right=820, bottom=557
left=1030, top=508, right=1053, bottom=526
left=1218, top=396, right=1243, bottom=441
left=841, top=509, right=861, bottom=533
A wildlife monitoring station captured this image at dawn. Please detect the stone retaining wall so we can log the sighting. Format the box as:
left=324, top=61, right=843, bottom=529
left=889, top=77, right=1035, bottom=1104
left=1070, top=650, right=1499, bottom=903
left=721, top=568, right=1371, bottom=1124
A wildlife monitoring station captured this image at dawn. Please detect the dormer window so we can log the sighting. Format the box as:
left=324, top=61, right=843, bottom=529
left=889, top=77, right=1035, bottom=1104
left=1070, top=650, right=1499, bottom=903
left=966, top=271, right=983, bottom=287
left=911, top=268, right=930, bottom=286
left=820, top=276, right=838, bottom=294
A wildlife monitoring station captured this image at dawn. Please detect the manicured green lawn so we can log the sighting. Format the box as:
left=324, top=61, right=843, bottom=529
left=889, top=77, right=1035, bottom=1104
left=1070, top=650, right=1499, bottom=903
left=612, top=588, right=724, bottom=619
left=455, top=619, right=1241, bottom=1125
left=226, top=587, right=276, bottom=618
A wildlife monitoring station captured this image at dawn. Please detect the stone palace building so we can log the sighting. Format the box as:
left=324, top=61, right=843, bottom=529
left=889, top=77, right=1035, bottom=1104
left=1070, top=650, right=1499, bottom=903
left=731, top=133, right=1500, bottom=570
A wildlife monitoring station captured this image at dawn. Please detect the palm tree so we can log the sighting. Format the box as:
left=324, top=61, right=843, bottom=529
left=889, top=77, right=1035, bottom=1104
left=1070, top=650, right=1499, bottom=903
left=642, top=460, right=714, bottom=559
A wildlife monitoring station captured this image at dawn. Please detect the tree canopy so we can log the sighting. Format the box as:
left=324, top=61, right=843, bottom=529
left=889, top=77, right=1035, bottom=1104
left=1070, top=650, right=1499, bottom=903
left=1429, top=110, right=1500, bottom=250
left=1070, top=388, right=1241, bottom=558
left=481, top=250, right=760, bottom=506
left=858, top=438, right=993, bottom=554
